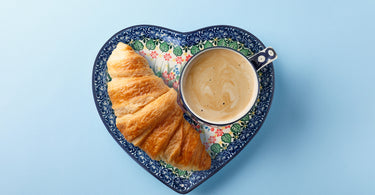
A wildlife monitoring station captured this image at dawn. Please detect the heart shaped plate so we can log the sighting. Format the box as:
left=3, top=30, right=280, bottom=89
left=92, top=25, right=274, bottom=194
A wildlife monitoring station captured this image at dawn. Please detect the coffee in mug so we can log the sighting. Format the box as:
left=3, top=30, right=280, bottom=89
left=178, top=47, right=277, bottom=126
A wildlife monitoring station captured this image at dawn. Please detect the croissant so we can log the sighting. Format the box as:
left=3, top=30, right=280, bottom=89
left=107, top=42, right=211, bottom=171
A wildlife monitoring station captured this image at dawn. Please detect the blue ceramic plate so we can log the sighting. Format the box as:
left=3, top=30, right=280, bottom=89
left=92, top=25, right=274, bottom=194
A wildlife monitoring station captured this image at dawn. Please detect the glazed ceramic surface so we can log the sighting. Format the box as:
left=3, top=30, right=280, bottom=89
left=92, top=25, right=275, bottom=194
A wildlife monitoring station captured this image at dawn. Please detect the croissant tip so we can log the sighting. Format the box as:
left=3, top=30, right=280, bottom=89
left=115, top=42, right=133, bottom=51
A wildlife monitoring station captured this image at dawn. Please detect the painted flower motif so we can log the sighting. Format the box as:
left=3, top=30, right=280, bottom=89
left=215, top=129, right=224, bottom=137
left=173, top=67, right=180, bottom=75
left=162, top=71, right=168, bottom=79
left=204, top=142, right=210, bottom=150
left=208, top=136, right=216, bottom=144
left=164, top=53, right=172, bottom=61
left=168, top=72, right=175, bottom=80
left=150, top=51, right=158, bottom=59
left=185, top=54, right=192, bottom=62
left=139, top=50, right=146, bottom=57
left=176, top=56, right=183, bottom=64
left=173, top=81, right=179, bottom=89
left=210, top=127, right=215, bottom=132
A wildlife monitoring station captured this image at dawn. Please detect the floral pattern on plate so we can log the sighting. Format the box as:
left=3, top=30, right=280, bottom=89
left=93, top=25, right=274, bottom=194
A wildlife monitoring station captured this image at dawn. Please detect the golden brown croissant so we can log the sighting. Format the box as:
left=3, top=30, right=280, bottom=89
left=107, top=42, right=211, bottom=171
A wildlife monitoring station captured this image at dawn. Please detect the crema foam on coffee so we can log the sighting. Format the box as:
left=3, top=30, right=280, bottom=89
left=182, top=49, right=257, bottom=123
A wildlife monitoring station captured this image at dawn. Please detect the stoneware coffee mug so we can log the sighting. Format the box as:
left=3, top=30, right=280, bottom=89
left=177, top=46, right=277, bottom=127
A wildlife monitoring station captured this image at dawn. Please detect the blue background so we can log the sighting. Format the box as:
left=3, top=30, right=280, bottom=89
left=1, top=0, right=374, bottom=194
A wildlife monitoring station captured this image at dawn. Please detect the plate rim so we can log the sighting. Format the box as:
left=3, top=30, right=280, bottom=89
left=92, top=24, right=275, bottom=194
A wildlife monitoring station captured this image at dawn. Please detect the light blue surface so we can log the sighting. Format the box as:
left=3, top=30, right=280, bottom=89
left=1, top=0, right=374, bottom=194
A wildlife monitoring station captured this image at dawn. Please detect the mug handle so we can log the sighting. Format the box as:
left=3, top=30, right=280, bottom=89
left=248, top=47, right=277, bottom=71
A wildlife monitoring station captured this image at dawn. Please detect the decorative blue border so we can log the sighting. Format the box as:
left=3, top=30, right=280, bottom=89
left=92, top=25, right=274, bottom=194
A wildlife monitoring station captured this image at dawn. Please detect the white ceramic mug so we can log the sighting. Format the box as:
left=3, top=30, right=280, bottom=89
left=177, top=47, right=277, bottom=126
